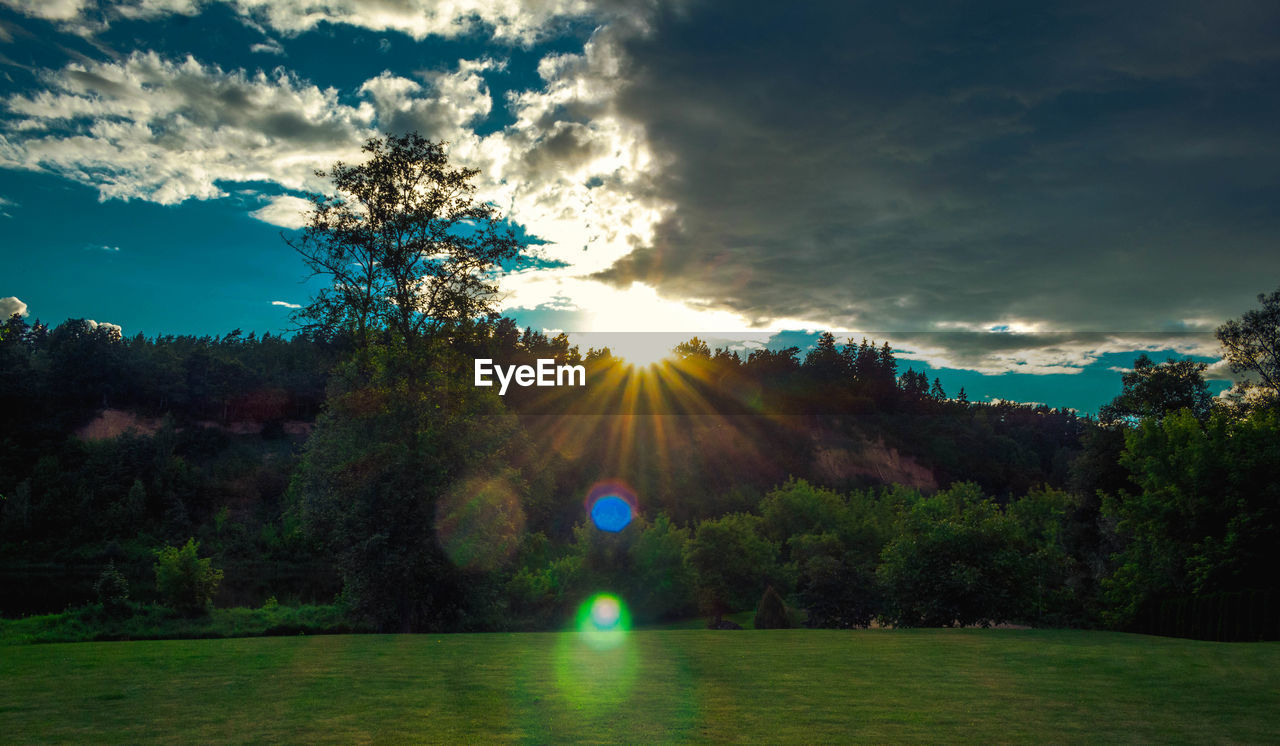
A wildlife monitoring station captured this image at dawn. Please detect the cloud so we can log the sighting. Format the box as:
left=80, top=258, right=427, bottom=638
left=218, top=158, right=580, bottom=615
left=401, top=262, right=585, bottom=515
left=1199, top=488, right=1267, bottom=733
left=271, top=300, right=301, bottom=309
left=0, top=0, right=90, bottom=22
left=90, top=244, right=120, bottom=252
left=886, top=332, right=1222, bottom=376
left=0, top=42, right=670, bottom=323
left=358, top=59, right=499, bottom=140
left=573, top=1, right=1280, bottom=369
left=250, top=194, right=311, bottom=229
left=6, top=2, right=1274, bottom=380
left=249, top=38, right=285, bottom=56
left=0, top=296, right=28, bottom=318
left=0, top=0, right=627, bottom=45
left=0, top=51, right=374, bottom=203
left=85, top=318, right=122, bottom=336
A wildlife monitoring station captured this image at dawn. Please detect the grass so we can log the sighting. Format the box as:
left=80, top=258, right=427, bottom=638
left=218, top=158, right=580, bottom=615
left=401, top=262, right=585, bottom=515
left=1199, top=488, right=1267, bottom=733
left=1, top=629, right=1277, bottom=743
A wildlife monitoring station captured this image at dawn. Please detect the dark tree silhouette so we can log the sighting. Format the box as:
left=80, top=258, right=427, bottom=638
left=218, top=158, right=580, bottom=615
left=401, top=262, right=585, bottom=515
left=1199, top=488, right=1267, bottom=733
left=291, top=133, right=525, bottom=347
left=1098, top=354, right=1212, bottom=426
left=1216, top=287, right=1280, bottom=399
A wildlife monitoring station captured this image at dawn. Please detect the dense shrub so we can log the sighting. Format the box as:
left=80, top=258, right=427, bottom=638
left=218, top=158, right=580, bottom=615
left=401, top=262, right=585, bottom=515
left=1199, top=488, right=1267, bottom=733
left=94, top=561, right=131, bottom=617
left=878, top=483, right=1031, bottom=627
left=154, top=538, right=224, bottom=615
left=754, top=585, right=791, bottom=629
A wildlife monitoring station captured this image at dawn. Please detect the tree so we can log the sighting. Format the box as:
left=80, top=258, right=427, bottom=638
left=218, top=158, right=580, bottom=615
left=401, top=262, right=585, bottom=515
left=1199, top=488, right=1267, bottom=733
left=878, top=483, right=1031, bottom=627
left=1102, top=409, right=1280, bottom=627
left=288, top=133, right=533, bottom=632
left=803, top=332, right=845, bottom=382
left=685, top=513, right=780, bottom=622
left=754, top=585, right=791, bottom=629
left=673, top=337, right=711, bottom=360
left=291, top=133, right=525, bottom=347
left=1098, top=354, right=1212, bottom=426
left=154, top=538, right=223, bottom=615
left=628, top=514, right=696, bottom=622
left=1216, top=287, right=1280, bottom=401
left=94, top=561, right=131, bottom=617
left=293, top=343, right=522, bottom=632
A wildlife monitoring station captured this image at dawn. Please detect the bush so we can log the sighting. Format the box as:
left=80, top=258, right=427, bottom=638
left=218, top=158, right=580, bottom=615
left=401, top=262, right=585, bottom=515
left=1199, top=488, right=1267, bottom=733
left=154, top=538, right=223, bottom=615
left=754, top=585, right=791, bottom=629
left=94, top=561, right=131, bottom=617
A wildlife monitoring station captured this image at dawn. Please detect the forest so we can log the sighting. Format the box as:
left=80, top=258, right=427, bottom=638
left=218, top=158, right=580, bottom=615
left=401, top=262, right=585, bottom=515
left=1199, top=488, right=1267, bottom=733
left=2, top=134, right=1278, bottom=641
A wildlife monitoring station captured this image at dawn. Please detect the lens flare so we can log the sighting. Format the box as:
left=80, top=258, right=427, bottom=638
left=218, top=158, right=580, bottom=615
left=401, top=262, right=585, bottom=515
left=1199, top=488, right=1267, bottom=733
left=590, top=495, right=633, bottom=532
left=577, top=593, right=630, bottom=650
left=583, top=481, right=638, bottom=533
left=434, top=472, right=525, bottom=571
left=590, top=595, right=621, bottom=627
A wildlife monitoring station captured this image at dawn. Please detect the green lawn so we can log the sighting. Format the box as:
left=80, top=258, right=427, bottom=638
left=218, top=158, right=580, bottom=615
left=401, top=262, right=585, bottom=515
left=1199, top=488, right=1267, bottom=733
left=2, top=629, right=1277, bottom=743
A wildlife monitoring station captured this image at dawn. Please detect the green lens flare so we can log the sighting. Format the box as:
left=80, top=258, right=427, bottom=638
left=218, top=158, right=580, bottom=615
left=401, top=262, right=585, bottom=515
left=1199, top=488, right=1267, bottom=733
left=576, top=593, right=631, bottom=650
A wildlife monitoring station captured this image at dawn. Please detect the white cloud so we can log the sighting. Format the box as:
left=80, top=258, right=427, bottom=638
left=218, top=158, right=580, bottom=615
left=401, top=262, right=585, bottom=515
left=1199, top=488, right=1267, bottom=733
left=271, top=300, right=301, bottom=309
left=0, top=0, right=90, bottom=22
left=0, top=0, right=622, bottom=45
left=249, top=39, right=285, bottom=56
left=889, top=332, right=1223, bottom=376
left=85, top=318, right=123, bottom=336
left=216, top=0, right=602, bottom=45
left=250, top=194, right=311, bottom=229
left=1, top=51, right=374, bottom=204
left=1, top=40, right=674, bottom=326
left=0, top=296, right=28, bottom=318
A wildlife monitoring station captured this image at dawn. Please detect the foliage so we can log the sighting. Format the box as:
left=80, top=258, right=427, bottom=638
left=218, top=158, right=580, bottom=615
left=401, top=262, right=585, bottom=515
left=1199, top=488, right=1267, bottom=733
left=93, top=561, right=130, bottom=617
left=685, top=513, right=780, bottom=619
left=759, top=479, right=889, bottom=627
left=1098, top=354, right=1212, bottom=426
left=1103, top=409, right=1280, bottom=627
left=878, top=483, right=1031, bottom=627
left=1216, top=286, right=1280, bottom=400
left=154, top=538, right=223, bottom=615
left=754, top=585, right=791, bottom=629
left=291, top=133, right=526, bottom=345
left=627, top=514, right=696, bottom=622
left=0, top=602, right=357, bottom=644
left=293, top=339, right=521, bottom=632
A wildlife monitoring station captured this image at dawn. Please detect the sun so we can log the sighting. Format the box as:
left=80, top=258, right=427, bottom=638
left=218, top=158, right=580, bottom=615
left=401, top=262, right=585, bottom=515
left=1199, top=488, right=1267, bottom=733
left=609, top=336, right=673, bottom=368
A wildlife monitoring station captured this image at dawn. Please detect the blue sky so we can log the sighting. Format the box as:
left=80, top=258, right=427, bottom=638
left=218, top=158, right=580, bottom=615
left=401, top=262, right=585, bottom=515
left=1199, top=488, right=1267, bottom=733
left=2, top=1, right=1274, bottom=413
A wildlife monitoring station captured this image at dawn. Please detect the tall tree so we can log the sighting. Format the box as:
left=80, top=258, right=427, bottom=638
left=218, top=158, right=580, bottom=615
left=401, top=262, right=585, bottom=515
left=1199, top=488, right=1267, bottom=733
left=291, top=133, right=525, bottom=347
left=1216, top=287, right=1280, bottom=402
left=289, top=133, right=529, bottom=631
left=1103, top=409, right=1280, bottom=627
left=1098, top=354, right=1212, bottom=426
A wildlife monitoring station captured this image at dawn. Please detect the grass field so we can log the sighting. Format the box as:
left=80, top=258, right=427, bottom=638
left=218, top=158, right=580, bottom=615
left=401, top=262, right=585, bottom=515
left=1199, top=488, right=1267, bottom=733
left=2, top=629, right=1278, bottom=743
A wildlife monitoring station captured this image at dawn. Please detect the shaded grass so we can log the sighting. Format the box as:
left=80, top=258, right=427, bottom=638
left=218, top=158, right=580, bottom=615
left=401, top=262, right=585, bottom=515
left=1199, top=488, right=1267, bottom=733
left=2, top=629, right=1278, bottom=743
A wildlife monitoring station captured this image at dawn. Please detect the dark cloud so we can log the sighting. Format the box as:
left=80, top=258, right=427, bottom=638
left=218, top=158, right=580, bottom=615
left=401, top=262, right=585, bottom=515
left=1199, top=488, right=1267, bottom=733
left=593, top=1, right=1280, bottom=340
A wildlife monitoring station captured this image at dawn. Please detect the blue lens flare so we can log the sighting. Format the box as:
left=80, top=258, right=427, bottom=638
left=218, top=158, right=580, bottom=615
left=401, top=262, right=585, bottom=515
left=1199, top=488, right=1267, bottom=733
left=590, top=495, right=633, bottom=532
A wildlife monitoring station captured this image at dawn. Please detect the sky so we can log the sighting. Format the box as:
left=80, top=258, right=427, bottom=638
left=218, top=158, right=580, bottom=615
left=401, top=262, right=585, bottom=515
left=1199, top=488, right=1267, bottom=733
left=2, top=0, right=1277, bottom=413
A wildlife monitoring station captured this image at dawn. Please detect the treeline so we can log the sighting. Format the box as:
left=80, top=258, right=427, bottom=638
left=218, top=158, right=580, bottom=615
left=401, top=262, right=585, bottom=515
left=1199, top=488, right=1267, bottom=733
left=0, top=315, right=341, bottom=432
left=3, top=309, right=1277, bottom=638
left=4, top=132, right=1277, bottom=640
left=0, top=315, right=344, bottom=612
